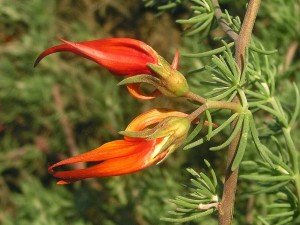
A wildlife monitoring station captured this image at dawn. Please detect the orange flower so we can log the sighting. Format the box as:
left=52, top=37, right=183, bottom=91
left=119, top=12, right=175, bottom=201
left=49, top=109, right=191, bottom=184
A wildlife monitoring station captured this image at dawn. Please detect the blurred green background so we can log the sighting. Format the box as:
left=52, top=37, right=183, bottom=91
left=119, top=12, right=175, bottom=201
left=0, top=1, right=206, bottom=225
left=0, top=0, right=299, bottom=225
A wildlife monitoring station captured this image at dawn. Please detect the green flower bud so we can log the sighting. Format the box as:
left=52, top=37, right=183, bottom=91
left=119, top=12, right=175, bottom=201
left=147, top=56, right=189, bottom=97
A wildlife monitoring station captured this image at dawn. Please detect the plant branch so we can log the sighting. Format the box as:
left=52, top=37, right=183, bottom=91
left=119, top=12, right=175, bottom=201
left=187, top=104, right=207, bottom=121
left=217, top=1, right=261, bottom=225
left=211, top=0, right=239, bottom=41
left=186, top=94, right=244, bottom=121
left=234, top=0, right=261, bottom=71
left=185, top=91, right=207, bottom=104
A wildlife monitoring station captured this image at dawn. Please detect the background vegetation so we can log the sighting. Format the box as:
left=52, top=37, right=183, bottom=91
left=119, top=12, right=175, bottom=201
left=0, top=0, right=299, bottom=224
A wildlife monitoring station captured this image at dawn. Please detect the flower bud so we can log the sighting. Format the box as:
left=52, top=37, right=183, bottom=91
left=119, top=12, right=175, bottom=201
left=148, top=116, right=191, bottom=160
left=121, top=115, right=191, bottom=162
left=147, top=55, right=189, bottom=97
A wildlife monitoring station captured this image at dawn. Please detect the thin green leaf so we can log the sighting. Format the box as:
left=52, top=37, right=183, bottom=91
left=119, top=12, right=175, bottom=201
left=208, top=86, right=237, bottom=101
left=239, top=174, right=292, bottom=182
left=187, top=168, right=200, bottom=177
left=167, top=211, right=186, bottom=216
left=212, top=75, right=231, bottom=86
left=185, top=16, right=213, bottom=36
left=206, top=65, right=232, bottom=83
left=205, top=86, right=229, bottom=97
left=248, top=99, right=269, bottom=108
left=205, top=110, right=212, bottom=140
left=265, top=211, right=295, bottom=219
left=276, top=216, right=294, bottom=225
left=210, top=113, right=244, bottom=151
left=244, top=181, right=290, bottom=195
left=258, top=105, right=287, bottom=126
left=176, top=196, right=202, bottom=204
left=169, top=199, right=199, bottom=209
left=257, top=216, right=270, bottom=225
left=191, top=179, right=213, bottom=197
left=161, top=208, right=215, bottom=223
left=231, top=113, right=250, bottom=170
left=190, top=6, right=207, bottom=13
left=204, top=159, right=217, bottom=188
left=199, top=172, right=215, bottom=193
left=249, top=45, right=278, bottom=55
left=158, top=2, right=177, bottom=10
left=266, top=203, right=291, bottom=209
left=184, top=113, right=238, bottom=150
left=176, top=13, right=211, bottom=24
left=289, top=83, right=300, bottom=126
left=174, top=208, right=195, bottom=213
left=185, top=114, right=205, bottom=144
left=193, top=0, right=210, bottom=11
left=182, top=42, right=234, bottom=58
left=245, top=89, right=267, bottom=100
left=249, top=115, right=274, bottom=167
left=212, top=55, right=235, bottom=81
left=223, top=48, right=239, bottom=79
left=265, top=150, right=294, bottom=175
left=195, top=187, right=214, bottom=198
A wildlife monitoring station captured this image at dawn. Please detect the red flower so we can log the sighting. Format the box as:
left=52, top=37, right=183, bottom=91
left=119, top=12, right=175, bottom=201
left=34, top=38, right=183, bottom=100
left=34, top=38, right=158, bottom=75
left=49, top=109, right=190, bottom=184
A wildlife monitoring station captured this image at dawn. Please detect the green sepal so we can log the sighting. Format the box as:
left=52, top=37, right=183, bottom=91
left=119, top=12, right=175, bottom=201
left=119, top=129, right=155, bottom=138
left=118, top=74, right=161, bottom=86
left=147, top=55, right=189, bottom=97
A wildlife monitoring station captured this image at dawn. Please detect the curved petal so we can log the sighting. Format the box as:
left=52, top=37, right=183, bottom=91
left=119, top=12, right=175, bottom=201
left=34, top=38, right=158, bottom=76
left=49, top=138, right=165, bottom=184
left=126, top=83, right=161, bottom=100
left=49, top=140, right=149, bottom=169
left=125, top=108, right=189, bottom=133
left=171, top=49, right=180, bottom=70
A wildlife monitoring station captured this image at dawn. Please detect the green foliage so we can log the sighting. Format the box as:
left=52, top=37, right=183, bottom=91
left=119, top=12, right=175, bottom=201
left=1, top=0, right=300, bottom=225
left=162, top=161, right=219, bottom=223
left=2, top=176, right=90, bottom=225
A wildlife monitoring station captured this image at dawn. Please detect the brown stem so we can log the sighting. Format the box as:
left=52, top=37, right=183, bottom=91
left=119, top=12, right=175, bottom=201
left=185, top=91, right=207, bottom=104
left=216, top=1, right=261, bottom=225
left=186, top=96, right=243, bottom=121
left=52, top=84, right=84, bottom=170
left=211, top=0, right=239, bottom=41
left=187, top=104, right=208, bottom=121
left=234, top=0, right=261, bottom=71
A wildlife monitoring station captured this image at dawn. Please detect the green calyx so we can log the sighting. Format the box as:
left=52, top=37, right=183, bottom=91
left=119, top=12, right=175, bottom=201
left=120, top=116, right=191, bottom=161
left=147, top=55, right=189, bottom=97
left=118, top=55, right=189, bottom=98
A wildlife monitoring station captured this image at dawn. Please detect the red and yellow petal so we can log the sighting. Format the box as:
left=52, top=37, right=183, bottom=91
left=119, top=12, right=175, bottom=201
left=49, top=138, right=165, bottom=184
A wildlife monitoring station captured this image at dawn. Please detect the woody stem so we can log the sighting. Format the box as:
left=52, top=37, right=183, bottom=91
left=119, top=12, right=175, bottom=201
left=216, top=1, right=261, bottom=225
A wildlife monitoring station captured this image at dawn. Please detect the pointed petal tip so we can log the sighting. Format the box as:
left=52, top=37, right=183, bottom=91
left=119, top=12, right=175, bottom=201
left=33, top=38, right=73, bottom=68
left=33, top=53, right=46, bottom=67
left=171, top=49, right=180, bottom=70
left=33, top=59, right=39, bottom=68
